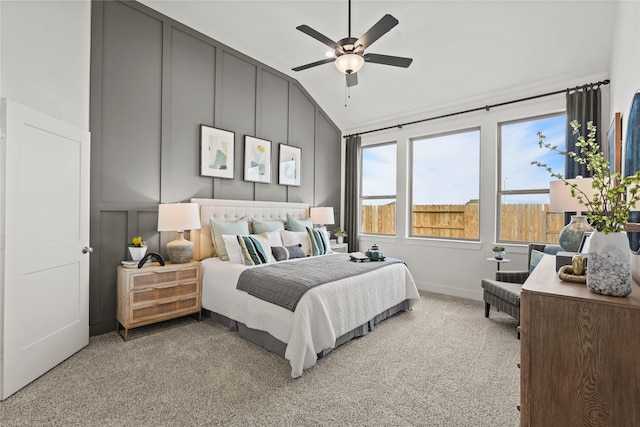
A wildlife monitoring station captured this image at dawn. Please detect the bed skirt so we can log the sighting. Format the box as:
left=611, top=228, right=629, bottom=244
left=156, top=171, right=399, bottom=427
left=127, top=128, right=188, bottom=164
left=203, top=299, right=411, bottom=360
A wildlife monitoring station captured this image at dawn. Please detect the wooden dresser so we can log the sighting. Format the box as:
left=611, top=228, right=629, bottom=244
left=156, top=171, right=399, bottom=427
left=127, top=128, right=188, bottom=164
left=116, top=261, right=202, bottom=341
left=520, top=256, right=640, bottom=426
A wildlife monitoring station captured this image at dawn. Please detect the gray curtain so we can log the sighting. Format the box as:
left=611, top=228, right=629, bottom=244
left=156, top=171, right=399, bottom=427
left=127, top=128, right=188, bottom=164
left=344, top=135, right=361, bottom=252
left=565, top=86, right=602, bottom=179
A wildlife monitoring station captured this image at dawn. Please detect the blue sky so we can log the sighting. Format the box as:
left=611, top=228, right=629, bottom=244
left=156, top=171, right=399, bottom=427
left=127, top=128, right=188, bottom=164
left=362, top=114, right=565, bottom=205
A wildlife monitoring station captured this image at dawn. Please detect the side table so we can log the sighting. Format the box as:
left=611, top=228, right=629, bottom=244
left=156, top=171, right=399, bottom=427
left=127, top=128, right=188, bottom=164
left=486, top=257, right=511, bottom=271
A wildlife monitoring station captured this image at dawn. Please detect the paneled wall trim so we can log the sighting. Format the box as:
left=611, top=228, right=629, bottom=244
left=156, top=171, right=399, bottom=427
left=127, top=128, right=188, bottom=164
left=90, top=0, right=341, bottom=335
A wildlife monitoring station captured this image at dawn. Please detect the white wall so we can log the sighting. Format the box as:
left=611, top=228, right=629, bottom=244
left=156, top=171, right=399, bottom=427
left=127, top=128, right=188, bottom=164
left=346, top=1, right=639, bottom=301
left=0, top=0, right=91, bottom=131
left=610, top=0, right=640, bottom=159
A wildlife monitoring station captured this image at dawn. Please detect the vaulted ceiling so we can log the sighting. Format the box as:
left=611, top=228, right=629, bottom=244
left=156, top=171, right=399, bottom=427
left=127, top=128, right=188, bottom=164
left=141, top=1, right=618, bottom=134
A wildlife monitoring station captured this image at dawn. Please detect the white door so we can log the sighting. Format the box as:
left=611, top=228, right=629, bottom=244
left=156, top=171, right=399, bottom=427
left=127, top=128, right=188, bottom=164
left=1, top=99, right=90, bottom=400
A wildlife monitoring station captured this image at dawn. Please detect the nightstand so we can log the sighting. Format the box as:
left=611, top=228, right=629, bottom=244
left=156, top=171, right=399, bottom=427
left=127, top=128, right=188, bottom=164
left=331, top=242, right=348, bottom=253
left=116, top=261, right=202, bottom=341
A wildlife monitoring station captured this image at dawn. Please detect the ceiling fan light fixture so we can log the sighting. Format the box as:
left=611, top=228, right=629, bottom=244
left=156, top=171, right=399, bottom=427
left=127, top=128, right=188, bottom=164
left=335, top=53, right=364, bottom=74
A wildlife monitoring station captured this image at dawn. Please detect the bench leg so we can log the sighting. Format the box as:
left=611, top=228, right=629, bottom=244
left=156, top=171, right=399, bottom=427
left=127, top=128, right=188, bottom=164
left=484, top=302, right=490, bottom=318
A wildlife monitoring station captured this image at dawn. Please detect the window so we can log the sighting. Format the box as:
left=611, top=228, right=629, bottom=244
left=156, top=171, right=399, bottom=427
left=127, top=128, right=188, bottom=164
left=410, top=129, right=480, bottom=239
left=361, top=142, right=396, bottom=235
left=498, top=114, right=565, bottom=243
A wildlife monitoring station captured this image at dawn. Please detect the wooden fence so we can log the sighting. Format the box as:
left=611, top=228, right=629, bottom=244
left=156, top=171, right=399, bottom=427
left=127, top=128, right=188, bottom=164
left=362, top=202, right=563, bottom=243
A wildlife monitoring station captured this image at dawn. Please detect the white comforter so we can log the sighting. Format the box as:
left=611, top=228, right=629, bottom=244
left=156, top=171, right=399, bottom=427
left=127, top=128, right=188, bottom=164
left=200, top=254, right=420, bottom=378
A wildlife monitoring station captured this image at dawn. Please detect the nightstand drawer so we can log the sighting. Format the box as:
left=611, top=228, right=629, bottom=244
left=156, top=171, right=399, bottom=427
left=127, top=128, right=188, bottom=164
left=131, top=296, right=199, bottom=323
left=132, top=267, right=198, bottom=287
left=131, top=281, right=197, bottom=304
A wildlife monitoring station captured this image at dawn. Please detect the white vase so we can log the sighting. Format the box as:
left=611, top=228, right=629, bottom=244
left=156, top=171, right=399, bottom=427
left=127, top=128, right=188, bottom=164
left=587, top=231, right=632, bottom=297
left=336, top=236, right=344, bottom=244
left=128, top=246, right=147, bottom=261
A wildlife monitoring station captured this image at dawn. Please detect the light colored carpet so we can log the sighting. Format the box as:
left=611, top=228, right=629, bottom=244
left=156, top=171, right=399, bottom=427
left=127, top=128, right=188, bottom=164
left=0, top=291, right=521, bottom=426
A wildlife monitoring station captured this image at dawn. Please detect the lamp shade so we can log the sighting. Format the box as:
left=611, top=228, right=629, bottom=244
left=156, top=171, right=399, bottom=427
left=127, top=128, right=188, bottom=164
left=335, top=54, right=364, bottom=74
left=550, top=178, right=596, bottom=213
left=310, top=207, right=335, bottom=226
left=157, top=203, right=201, bottom=232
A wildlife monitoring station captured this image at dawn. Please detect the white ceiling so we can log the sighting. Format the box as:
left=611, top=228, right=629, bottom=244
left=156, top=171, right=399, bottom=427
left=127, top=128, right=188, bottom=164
left=141, top=1, right=618, bottom=134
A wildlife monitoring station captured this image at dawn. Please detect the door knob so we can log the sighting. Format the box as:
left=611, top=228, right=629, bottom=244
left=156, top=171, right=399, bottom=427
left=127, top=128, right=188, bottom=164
left=82, top=246, right=94, bottom=254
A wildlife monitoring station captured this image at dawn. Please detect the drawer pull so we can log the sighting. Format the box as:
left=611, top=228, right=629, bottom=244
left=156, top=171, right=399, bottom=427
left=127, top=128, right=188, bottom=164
left=516, top=325, right=522, bottom=333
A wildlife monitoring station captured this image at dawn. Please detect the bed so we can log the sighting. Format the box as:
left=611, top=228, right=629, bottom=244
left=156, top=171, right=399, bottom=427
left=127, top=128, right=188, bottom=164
left=190, top=198, right=420, bottom=378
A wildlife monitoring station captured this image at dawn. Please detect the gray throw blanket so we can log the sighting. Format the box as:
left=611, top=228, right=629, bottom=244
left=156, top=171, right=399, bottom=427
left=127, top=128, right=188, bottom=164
left=236, top=254, right=405, bottom=311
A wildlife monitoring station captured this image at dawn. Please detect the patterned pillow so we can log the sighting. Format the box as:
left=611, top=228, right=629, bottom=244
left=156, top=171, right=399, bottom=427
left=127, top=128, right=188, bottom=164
left=286, top=213, right=313, bottom=232
left=237, top=235, right=270, bottom=266
left=306, top=227, right=330, bottom=256
left=271, top=244, right=305, bottom=261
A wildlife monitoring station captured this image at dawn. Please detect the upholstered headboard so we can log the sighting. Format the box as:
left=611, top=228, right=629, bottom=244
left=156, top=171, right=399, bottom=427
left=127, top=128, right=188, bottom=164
left=189, top=198, right=310, bottom=260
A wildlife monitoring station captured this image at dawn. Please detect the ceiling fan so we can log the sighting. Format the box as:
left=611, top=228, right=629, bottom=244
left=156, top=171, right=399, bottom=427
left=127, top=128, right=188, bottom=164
left=291, top=0, right=413, bottom=87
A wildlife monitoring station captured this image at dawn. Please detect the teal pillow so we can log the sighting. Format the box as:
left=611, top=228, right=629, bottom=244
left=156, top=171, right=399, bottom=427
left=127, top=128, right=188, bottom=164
left=529, top=250, right=545, bottom=272
left=287, top=213, right=313, bottom=231
left=209, top=218, right=249, bottom=261
left=237, top=235, right=269, bottom=266
left=252, top=218, right=284, bottom=234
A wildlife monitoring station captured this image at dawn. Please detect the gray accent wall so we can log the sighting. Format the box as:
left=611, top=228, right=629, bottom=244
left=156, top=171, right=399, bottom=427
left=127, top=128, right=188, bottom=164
left=89, top=0, right=341, bottom=335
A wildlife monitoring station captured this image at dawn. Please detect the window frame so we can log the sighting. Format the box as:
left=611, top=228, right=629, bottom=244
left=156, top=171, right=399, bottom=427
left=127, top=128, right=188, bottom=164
left=409, top=126, right=481, bottom=241
left=497, top=112, right=566, bottom=244
left=359, top=141, right=397, bottom=236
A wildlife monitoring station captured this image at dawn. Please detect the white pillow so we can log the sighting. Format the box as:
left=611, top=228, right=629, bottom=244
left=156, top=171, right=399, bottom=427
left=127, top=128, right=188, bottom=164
left=223, top=234, right=276, bottom=264
left=280, top=230, right=311, bottom=256
left=260, top=230, right=283, bottom=247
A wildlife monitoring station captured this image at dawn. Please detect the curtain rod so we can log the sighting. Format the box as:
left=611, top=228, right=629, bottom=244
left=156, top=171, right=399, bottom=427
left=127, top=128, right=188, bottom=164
left=343, top=79, right=610, bottom=139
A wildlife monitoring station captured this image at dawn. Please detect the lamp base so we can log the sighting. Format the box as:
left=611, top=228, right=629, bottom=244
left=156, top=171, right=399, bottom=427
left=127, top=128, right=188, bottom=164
left=558, top=215, right=594, bottom=252
left=166, top=231, right=194, bottom=263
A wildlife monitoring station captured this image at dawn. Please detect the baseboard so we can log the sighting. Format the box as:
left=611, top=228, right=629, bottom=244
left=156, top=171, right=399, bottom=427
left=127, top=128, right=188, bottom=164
left=415, top=280, right=483, bottom=301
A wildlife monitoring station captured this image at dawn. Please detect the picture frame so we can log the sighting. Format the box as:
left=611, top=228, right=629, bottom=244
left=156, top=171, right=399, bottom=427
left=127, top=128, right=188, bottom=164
left=278, top=144, right=302, bottom=186
left=244, top=136, right=272, bottom=183
left=200, top=125, right=235, bottom=179
left=606, top=112, right=622, bottom=173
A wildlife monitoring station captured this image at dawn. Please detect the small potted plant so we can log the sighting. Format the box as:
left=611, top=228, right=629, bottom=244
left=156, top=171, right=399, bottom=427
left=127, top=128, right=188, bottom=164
left=492, top=246, right=506, bottom=260
left=128, top=236, right=147, bottom=261
left=333, top=228, right=347, bottom=244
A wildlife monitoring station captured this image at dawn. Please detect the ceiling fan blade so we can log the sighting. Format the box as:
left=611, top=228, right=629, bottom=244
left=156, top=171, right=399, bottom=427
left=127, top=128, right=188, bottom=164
left=364, top=53, right=413, bottom=68
left=346, top=73, right=358, bottom=87
left=292, top=57, right=336, bottom=72
left=356, top=14, right=398, bottom=50
left=296, top=25, right=340, bottom=50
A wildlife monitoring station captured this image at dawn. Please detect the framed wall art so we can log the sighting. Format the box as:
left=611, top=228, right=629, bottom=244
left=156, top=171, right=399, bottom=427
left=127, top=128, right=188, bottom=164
left=606, top=111, right=622, bottom=173
left=244, top=136, right=272, bottom=183
left=200, top=125, right=234, bottom=179
left=278, top=144, right=301, bottom=186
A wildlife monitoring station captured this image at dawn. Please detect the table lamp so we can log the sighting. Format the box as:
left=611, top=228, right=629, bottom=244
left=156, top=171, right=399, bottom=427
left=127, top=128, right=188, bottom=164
left=550, top=177, right=595, bottom=252
left=157, top=202, right=201, bottom=263
left=310, top=207, right=335, bottom=227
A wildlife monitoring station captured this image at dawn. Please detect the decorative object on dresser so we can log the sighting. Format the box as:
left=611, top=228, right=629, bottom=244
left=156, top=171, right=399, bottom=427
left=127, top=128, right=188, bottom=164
left=309, top=206, right=335, bottom=227
left=549, top=177, right=595, bottom=252
left=520, top=255, right=640, bottom=426
left=157, top=202, right=201, bottom=264
left=116, top=261, right=202, bottom=341
left=127, top=236, right=147, bottom=261
left=244, top=135, right=271, bottom=183
left=534, top=120, right=640, bottom=297
left=200, top=125, right=234, bottom=179
left=278, top=144, right=301, bottom=186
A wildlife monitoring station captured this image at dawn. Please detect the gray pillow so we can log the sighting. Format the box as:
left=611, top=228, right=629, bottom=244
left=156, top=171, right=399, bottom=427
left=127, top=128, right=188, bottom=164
left=209, top=218, right=249, bottom=261
left=252, top=218, right=284, bottom=234
left=287, top=213, right=313, bottom=232
left=271, top=244, right=305, bottom=261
